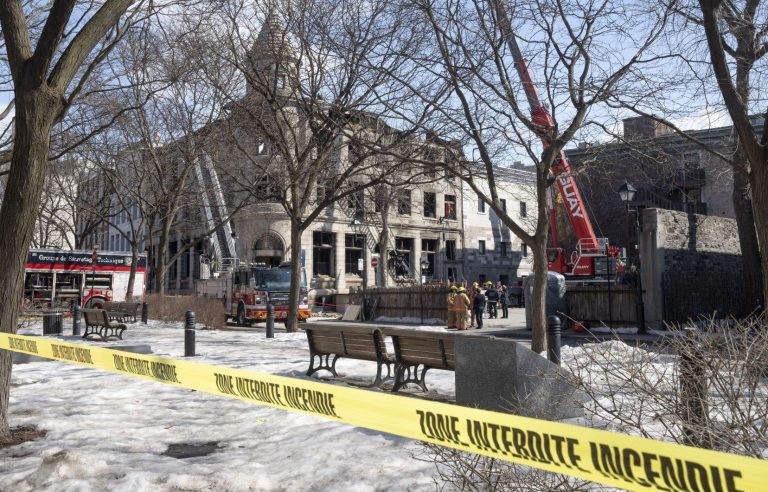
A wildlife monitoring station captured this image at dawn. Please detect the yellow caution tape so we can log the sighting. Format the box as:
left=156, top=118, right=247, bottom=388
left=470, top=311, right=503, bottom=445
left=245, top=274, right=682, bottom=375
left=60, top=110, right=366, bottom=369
left=1, top=332, right=765, bottom=491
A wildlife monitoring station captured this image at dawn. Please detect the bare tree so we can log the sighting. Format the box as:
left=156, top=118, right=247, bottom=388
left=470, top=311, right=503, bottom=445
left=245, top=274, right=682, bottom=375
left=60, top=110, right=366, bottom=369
left=194, top=0, right=431, bottom=330
left=377, top=0, right=673, bottom=350
left=599, top=0, right=767, bottom=312
left=0, top=0, right=157, bottom=437
left=696, top=0, right=768, bottom=310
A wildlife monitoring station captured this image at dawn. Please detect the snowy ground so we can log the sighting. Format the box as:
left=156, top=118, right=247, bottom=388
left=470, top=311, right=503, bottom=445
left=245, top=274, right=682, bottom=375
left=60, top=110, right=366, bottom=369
left=3, top=317, right=725, bottom=491
left=3, top=320, right=457, bottom=491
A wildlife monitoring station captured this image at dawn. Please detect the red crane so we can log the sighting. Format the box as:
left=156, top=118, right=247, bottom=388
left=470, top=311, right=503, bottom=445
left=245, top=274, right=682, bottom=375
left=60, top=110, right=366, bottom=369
left=493, top=1, right=612, bottom=276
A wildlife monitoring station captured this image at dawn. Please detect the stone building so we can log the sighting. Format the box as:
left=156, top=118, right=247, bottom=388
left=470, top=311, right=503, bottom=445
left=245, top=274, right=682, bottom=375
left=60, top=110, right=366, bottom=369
left=565, top=115, right=741, bottom=253
left=80, top=14, right=537, bottom=299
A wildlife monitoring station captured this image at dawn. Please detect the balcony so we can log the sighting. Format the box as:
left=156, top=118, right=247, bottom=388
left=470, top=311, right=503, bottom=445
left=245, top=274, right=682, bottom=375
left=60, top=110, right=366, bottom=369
left=632, top=188, right=708, bottom=215
left=674, top=167, right=706, bottom=188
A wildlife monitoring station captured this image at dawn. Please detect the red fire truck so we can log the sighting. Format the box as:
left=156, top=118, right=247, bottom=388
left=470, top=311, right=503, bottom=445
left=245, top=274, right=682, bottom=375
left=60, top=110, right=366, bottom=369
left=196, top=262, right=311, bottom=325
left=23, top=249, right=147, bottom=310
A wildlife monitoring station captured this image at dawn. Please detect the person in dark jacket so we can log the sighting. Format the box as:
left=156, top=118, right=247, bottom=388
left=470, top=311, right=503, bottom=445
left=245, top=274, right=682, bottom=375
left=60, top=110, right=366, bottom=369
left=499, top=283, right=509, bottom=318
left=473, top=288, right=486, bottom=329
left=485, top=282, right=499, bottom=319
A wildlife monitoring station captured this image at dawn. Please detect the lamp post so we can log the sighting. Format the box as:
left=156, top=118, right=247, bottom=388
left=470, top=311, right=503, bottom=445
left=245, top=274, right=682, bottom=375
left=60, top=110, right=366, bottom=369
left=617, top=182, right=646, bottom=334
left=438, top=216, right=450, bottom=283
left=420, top=257, right=430, bottom=324
left=350, top=218, right=367, bottom=320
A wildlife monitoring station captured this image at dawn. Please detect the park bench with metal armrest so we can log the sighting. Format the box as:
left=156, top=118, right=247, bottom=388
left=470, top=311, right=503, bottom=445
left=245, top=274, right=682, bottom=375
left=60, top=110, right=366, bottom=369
left=382, top=328, right=491, bottom=392
left=302, top=323, right=394, bottom=387
left=81, top=308, right=127, bottom=341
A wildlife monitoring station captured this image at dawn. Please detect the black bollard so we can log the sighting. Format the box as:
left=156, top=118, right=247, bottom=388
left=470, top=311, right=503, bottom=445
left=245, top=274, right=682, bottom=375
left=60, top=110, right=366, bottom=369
left=184, top=310, right=196, bottom=357
left=266, top=303, right=275, bottom=339
left=72, top=305, right=81, bottom=336
left=141, top=301, right=148, bottom=324
left=547, top=315, right=561, bottom=366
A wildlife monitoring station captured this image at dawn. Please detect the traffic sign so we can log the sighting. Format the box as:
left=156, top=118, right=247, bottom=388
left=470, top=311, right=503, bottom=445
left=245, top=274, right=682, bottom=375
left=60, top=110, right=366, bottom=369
left=371, top=256, right=379, bottom=268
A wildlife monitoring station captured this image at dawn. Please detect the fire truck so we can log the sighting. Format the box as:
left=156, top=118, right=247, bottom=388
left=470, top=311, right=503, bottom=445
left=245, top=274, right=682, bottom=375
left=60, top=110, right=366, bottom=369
left=23, top=249, right=147, bottom=310
left=496, top=1, right=619, bottom=277
left=196, top=262, right=311, bottom=325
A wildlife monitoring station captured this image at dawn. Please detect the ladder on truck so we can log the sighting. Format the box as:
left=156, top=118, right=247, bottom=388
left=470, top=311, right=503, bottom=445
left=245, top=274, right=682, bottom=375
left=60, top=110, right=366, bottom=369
left=194, top=154, right=238, bottom=270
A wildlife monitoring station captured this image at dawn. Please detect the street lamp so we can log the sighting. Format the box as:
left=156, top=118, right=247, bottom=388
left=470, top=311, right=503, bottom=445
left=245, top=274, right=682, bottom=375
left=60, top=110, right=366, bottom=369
left=350, top=218, right=367, bottom=320
left=420, top=256, right=430, bottom=324
left=617, top=182, right=646, bottom=334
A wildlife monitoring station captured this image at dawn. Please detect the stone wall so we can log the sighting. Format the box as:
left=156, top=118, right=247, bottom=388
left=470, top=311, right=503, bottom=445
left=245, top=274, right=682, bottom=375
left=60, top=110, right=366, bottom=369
left=640, top=208, right=745, bottom=326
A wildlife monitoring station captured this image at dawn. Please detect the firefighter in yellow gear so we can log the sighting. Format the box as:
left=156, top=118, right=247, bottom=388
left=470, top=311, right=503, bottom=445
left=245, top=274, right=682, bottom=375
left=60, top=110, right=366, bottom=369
left=455, top=286, right=471, bottom=330
left=468, top=282, right=479, bottom=328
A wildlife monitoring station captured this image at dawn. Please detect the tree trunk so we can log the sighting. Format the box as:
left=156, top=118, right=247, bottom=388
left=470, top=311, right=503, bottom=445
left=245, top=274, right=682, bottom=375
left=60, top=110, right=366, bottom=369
left=0, top=88, right=61, bottom=436
left=155, top=223, right=171, bottom=295
left=126, top=244, right=139, bottom=301
left=285, top=224, right=303, bottom=332
left=731, top=165, right=764, bottom=312
left=750, top=161, right=768, bottom=311
left=529, top=241, right=548, bottom=353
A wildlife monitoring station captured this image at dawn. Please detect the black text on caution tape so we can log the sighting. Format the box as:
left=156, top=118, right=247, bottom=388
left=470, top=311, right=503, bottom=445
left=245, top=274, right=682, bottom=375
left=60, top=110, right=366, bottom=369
left=416, top=410, right=745, bottom=492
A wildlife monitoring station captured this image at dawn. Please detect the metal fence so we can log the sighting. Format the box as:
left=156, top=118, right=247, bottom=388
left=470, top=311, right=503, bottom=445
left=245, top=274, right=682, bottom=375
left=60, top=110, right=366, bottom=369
left=662, top=272, right=748, bottom=322
left=365, top=285, right=449, bottom=321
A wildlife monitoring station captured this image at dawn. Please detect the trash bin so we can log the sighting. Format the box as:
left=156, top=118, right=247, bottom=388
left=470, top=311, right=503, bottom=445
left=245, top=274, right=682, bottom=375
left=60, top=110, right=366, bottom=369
left=42, top=310, right=64, bottom=335
left=523, top=272, right=567, bottom=330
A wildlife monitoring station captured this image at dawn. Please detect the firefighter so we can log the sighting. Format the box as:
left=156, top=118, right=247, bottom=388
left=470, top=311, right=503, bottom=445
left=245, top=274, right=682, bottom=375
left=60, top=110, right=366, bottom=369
left=485, top=281, right=499, bottom=319
left=446, top=285, right=458, bottom=329
left=468, top=281, right=480, bottom=328
left=455, top=286, right=471, bottom=330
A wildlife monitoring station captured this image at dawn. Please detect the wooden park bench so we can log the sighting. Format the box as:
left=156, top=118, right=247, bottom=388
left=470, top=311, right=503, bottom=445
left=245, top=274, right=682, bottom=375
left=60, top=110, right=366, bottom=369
left=104, top=301, right=141, bottom=322
left=381, top=328, right=490, bottom=393
left=81, top=308, right=128, bottom=341
left=302, top=323, right=394, bottom=387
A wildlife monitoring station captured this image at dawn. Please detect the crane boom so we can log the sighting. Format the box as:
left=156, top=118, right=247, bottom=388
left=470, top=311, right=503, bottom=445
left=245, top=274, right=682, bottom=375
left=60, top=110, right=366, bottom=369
left=493, top=0, right=600, bottom=254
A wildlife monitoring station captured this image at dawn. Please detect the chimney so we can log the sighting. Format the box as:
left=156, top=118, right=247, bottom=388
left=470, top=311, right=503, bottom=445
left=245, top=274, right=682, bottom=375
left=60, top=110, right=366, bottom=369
left=623, top=115, right=673, bottom=139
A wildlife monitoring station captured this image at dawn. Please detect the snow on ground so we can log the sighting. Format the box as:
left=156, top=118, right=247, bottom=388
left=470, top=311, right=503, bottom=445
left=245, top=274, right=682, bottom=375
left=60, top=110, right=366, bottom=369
left=3, top=320, right=454, bottom=491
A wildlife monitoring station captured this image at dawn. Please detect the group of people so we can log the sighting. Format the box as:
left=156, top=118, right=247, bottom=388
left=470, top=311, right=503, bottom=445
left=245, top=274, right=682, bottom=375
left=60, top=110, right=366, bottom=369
left=446, top=281, right=515, bottom=330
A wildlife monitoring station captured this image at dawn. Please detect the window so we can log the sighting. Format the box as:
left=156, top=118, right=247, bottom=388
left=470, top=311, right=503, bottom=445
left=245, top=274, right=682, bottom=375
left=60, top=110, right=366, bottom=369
left=521, top=243, right=528, bottom=257
left=445, top=240, right=456, bottom=261
left=392, top=237, right=413, bottom=275
left=256, top=176, right=281, bottom=202
left=423, top=192, right=436, bottom=218
left=312, top=231, right=335, bottom=276
left=374, top=186, right=386, bottom=213
left=276, top=74, right=285, bottom=89
left=348, top=188, right=364, bottom=220
left=478, top=240, right=486, bottom=255
left=397, top=189, right=411, bottom=215
left=500, top=241, right=508, bottom=257
left=344, top=234, right=364, bottom=274
left=421, top=239, right=438, bottom=276
left=255, top=140, right=269, bottom=156
left=500, top=198, right=507, bottom=213
left=684, top=152, right=701, bottom=169
left=520, top=201, right=527, bottom=218
left=444, top=194, right=457, bottom=219
left=478, top=195, right=486, bottom=213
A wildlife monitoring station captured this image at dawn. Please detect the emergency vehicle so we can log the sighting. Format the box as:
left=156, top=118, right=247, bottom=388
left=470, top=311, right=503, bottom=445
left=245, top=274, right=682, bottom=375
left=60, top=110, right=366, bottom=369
left=23, top=249, right=147, bottom=310
left=196, top=262, right=311, bottom=325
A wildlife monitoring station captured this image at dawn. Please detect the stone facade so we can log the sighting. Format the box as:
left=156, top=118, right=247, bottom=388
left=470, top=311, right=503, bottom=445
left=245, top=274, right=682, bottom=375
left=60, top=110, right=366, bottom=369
left=640, top=208, right=745, bottom=325
left=566, top=116, right=745, bottom=255
left=461, top=171, right=536, bottom=285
